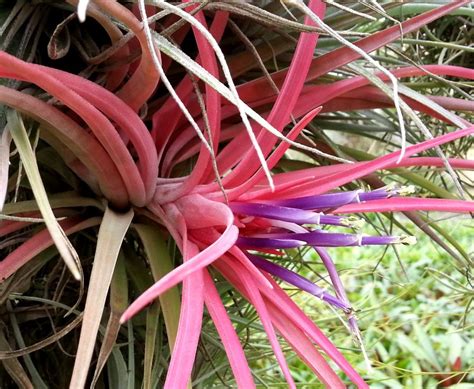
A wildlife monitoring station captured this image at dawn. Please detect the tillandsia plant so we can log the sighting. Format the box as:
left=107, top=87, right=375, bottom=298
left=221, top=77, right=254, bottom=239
left=0, top=0, right=473, bottom=387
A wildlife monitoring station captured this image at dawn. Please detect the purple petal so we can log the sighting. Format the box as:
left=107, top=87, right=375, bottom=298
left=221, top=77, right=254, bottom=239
left=271, top=191, right=361, bottom=210
left=231, top=202, right=353, bottom=226
left=315, top=247, right=349, bottom=303
left=301, top=231, right=361, bottom=247
left=315, top=247, right=360, bottom=335
left=256, top=231, right=406, bottom=247
left=270, top=186, right=406, bottom=211
left=236, top=236, right=305, bottom=249
left=231, top=202, right=321, bottom=224
left=246, top=254, right=350, bottom=311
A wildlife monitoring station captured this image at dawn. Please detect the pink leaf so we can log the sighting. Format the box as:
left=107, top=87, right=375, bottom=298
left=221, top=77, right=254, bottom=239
left=269, top=302, right=346, bottom=388
left=246, top=126, right=474, bottom=200
left=221, top=0, right=326, bottom=188
left=0, top=217, right=101, bottom=281
left=237, top=1, right=470, bottom=104
left=121, top=195, right=238, bottom=322
left=334, top=197, right=474, bottom=214
left=164, top=262, right=204, bottom=388
left=226, top=259, right=296, bottom=388
left=203, top=270, right=255, bottom=388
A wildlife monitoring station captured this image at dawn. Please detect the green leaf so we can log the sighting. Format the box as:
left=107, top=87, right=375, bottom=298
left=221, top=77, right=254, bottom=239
left=133, top=224, right=181, bottom=351
left=413, top=323, right=442, bottom=371
left=8, top=301, right=47, bottom=389
left=144, top=301, right=160, bottom=389
left=91, top=253, right=129, bottom=387
left=1, top=192, right=103, bottom=215
left=410, top=359, right=423, bottom=389
left=396, top=332, right=441, bottom=372
left=0, top=326, right=34, bottom=388
left=107, top=347, right=129, bottom=389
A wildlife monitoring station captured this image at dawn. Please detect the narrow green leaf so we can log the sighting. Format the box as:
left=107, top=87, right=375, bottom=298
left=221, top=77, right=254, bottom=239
left=122, top=248, right=162, bottom=388
left=144, top=301, right=160, bottom=389
left=8, top=302, right=47, bottom=389
left=91, top=253, right=129, bottom=387
left=107, top=347, right=129, bottom=389
left=388, top=3, right=474, bottom=18
left=2, top=192, right=103, bottom=215
left=7, top=110, right=80, bottom=279
left=410, top=359, right=423, bottom=389
left=413, top=323, right=442, bottom=371
left=124, top=248, right=154, bottom=293
left=424, top=217, right=472, bottom=266
left=0, top=326, right=34, bottom=389
left=127, top=321, right=135, bottom=389
left=134, top=224, right=180, bottom=351
left=70, top=206, right=133, bottom=388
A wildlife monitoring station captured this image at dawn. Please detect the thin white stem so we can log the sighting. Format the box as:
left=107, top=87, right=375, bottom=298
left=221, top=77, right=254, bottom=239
left=152, top=0, right=275, bottom=190
left=288, top=0, right=407, bottom=162
left=77, top=0, right=90, bottom=22
left=138, top=0, right=214, bottom=158
left=152, top=28, right=352, bottom=165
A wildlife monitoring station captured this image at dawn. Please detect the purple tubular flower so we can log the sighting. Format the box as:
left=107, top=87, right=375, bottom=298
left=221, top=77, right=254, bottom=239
left=237, top=237, right=305, bottom=249
left=230, top=202, right=352, bottom=226
left=270, top=186, right=407, bottom=211
left=239, top=231, right=408, bottom=249
left=315, top=247, right=360, bottom=335
left=292, top=231, right=404, bottom=247
left=271, top=190, right=361, bottom=210
left=297, top=231, right=361, bottom=247
left=247, top=253, right=350, bottom=311
left=315, top=247, right=350, bottom=304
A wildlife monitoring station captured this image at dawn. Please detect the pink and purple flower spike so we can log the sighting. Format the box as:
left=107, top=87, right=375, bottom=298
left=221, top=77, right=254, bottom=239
left=234, top=185, right=416, bottom=250
left=235, top=186, right=416, bottom=325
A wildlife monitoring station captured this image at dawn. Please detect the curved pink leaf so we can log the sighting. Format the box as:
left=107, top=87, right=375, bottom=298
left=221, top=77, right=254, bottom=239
left=229, top=259, right=296, bottom=388
left=334, top=197, right=474, bottom=214
left=203, top=270, right=255, bottom=388
left=269, top=303, right=346, bottom=388
left=237, top=1, right=470, bottom=104
left=221, top=0, right=325, bottom=188
left=0, top=52, right=147, bottom=207
left=213, top=258, right=362, bottom=386
left=38, top=67, right=158, bottom=204
left=0, top=217, right=101, bottom=281
left=0, top=86, right=128, bottom=206
left=93, top=0, right=159, bottom=111
left=244, top=126, right=474, bottom=201
left=121, top=195, right=238, bottom=322
left=165, top=255, right=204, bottom=388
left=263, top=277, right=368, bottom=388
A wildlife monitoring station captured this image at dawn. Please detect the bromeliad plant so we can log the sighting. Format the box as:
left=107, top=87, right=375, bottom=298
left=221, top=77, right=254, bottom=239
left=1, top=1, right=473, bottom=387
